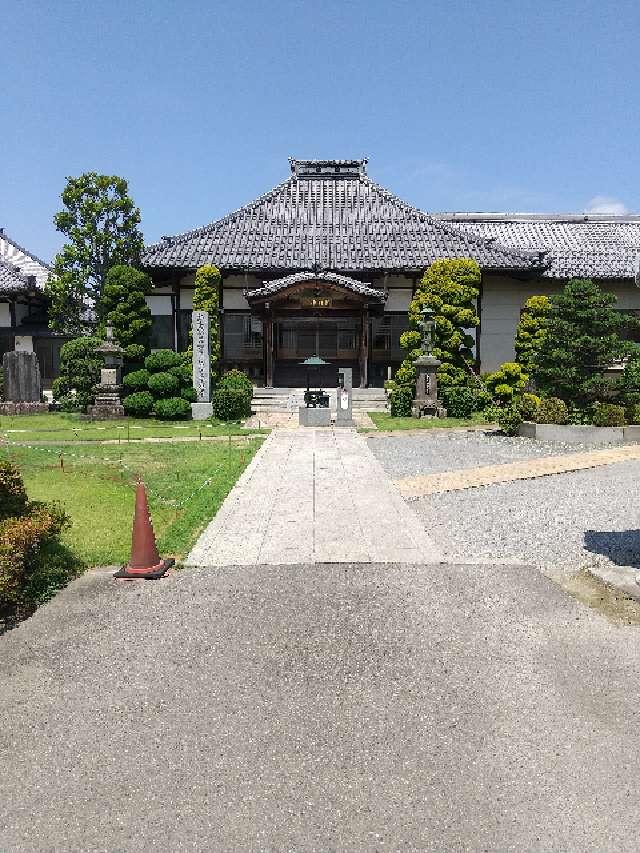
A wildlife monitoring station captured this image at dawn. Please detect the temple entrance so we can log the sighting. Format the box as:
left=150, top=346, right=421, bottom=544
left=273, top=317, right=360, bottom=386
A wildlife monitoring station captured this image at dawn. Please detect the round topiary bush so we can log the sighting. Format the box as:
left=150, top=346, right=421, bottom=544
left=217, top=368, right=253, bottom=397
left=145, top=350, right=185, bottom=372
left=52, top=336, right=103, bottom=412
left=212, top=388, right=252, bottom=421
left=536, top=397, right=569, bottom=425
left=153, top=396, right=192, bottom=420
left=592, top=402, right=626, bottom=427
left=168, top=363, right=193, bottom=386
left=519, top=393, right=541, bottom=422
left=180, top=386, right=197, bottom=402
left=122, top=369, right=150, bottom=391
left=122, top=391, right=154, bottom=417
left=440, top=387, right=475, bottom=419
left=147, top=371, right=180, bottom=397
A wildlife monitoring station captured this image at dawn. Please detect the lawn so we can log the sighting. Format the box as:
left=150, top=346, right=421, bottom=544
left=2, top=438, right=263, bottom=566
left=0, top=412, right=266, bottom=444
left=365, top=411, right=493, bottom=431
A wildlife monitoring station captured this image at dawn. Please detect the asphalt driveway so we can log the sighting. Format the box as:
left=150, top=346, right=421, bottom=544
left=1, top=563, right=640, bottom=852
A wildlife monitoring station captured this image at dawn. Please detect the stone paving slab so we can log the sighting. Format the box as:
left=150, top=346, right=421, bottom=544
left=187, top=429, right=440, bottom=566
left=395, top=442, right=640, bottom=498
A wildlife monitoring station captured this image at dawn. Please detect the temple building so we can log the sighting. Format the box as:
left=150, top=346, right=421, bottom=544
left=142, top=158, right=640, bottom=386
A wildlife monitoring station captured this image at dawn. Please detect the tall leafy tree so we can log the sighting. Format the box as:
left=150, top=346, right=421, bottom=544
left=397, top=258, right=481, bottom=388
left=97, top=265, right=153, bottom=362
left=532, top=278, right=632, bottom=406
left=46, top=173, right=144, bottom=335
left=514, top=294, right=551, bottom=373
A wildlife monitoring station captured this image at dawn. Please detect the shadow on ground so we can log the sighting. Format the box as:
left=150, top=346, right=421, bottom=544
left=584, top=529, right=640, bottom=568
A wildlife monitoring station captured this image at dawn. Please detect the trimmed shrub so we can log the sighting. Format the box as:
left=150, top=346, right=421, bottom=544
left=212, top=388, right=252, bottom=421
left=626, top=404, right=640, bottom=424
left=440, top=386, right=475, bottom=419
left=153, top=396, right=192, bottom=420
left=0, top=461, right=28, bottom=522
left=388, top=385, right=414, bottom=417
left=0, top=502, right=70, bottom=608
left=145, top=350, right=184, bottom=372
left=483, top=404, right=503, bottom=424
left=122, top=369, right=150, bottom=391
left=536, top=397, right=569, bottom=425
left=498, top=405, right=523, bottom=436
left=122, top=391, right=154, bottom=417
left=519, top=393, right=541, bottom=422
left=168, top=363, right=193, bottom=385
left=592, top=402, right=626, bottom=428
left=124, top=343, right=146, bottom=364
left=484, top=362, right=528, bottom=405
left=180, top=386, right=197, bottom=402
left=147, top=371, right=179, bottom=397
left=217, top=368, right=253, bottom=396
left=52, top=336, right=102, bottom=412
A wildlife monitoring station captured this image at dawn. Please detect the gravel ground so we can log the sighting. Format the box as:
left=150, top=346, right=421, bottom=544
left=367, top=430, right=593, bottom=479
left=413, top=460, right=640, bottom=572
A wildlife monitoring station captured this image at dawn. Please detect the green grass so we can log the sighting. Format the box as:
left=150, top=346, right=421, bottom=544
left=0, top=412, right=267, bottom=444
left=365, top=411, right=493, bottom=431
left=2, top=438, right=263, bottom=566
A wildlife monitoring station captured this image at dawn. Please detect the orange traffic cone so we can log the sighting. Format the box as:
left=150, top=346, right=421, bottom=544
left=113, top=482, right=174, bottom=579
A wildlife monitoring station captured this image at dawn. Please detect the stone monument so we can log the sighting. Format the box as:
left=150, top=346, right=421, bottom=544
left=335, top=367, right=355, bottom=427
left=1, top=351, right=48, bottom=414
left=412, top=306, right=447, bottom=419
left=87, top=328, right=125, bottom=419
left=191, top=310, right=213, bottom=420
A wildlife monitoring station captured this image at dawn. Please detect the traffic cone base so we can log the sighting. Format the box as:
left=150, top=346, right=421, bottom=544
left=113, top=558, right=174, bottom=580
left=113, top=481, right=175, bottom=580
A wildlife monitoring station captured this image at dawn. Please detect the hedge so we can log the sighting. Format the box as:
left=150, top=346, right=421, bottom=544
left=153, top=397, right=192, bottom=420
left=212, top=388, right=252, bottom=421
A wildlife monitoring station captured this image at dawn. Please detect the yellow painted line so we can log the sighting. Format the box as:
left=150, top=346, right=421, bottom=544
left=395, top=444, right=640, bottom=498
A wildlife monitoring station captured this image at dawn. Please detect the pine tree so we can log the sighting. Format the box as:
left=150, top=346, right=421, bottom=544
left=514, top=295, right=551, bottom=373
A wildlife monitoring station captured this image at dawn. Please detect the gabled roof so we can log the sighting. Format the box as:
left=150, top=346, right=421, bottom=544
left=0, top=257, right=35, bottom=296
left=436, top=213, right=640, bottom=280
left=0, top=230, right=51, bottom=289
left=143, top=159, right=543, bottom=275
left=245, top=270, right=387, bottom=302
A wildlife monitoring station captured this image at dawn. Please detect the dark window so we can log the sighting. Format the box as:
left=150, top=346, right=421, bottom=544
left=177, top=309, right=192, bottom=351
left=150, top=315, right=174, bottom=350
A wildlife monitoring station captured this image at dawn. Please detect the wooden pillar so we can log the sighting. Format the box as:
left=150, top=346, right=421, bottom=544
left=360, top=306, right=369, bottom=388
left=264, top=309, right=274, bottom=388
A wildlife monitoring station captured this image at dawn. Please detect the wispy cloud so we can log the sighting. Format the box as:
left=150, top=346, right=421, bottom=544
left=585, top=195, right=629, bottom=215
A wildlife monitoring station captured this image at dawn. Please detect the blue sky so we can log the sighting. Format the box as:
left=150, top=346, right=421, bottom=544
left=2, top=0, right=639, bottom=262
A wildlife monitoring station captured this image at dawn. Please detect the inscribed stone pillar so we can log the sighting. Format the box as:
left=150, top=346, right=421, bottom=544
left=192, top=310, right=211, bottom=403
left=3, top=351, right=42, bottom=402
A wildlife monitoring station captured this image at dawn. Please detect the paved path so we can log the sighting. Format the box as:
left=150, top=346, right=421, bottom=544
left=187, top=429, right=440, bottom=566
left=2, top=562, right=640, bottom=851
left=395, top=441, right=640, bottom=498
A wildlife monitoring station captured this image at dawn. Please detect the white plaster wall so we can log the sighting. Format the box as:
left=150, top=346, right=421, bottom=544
left=180, top=289, right=194, bottom=310
left=385, top=288, right=412, bottom=312
left=145, top=295, right=173, bottom=316
left=223, top=289, right=251, bottom=309
left=480, top=276, right=640, bottom=372
left=224, top=274, right=260, bottom=289
left=0, top=303, right=11, bottom=327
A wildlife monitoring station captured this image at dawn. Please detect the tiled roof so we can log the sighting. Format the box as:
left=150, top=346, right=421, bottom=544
left=246, top=271, right=387, bottom=302
left=0, top=230, right=51, bottom=289
left=0, top=257, right=34, bottom=296
left=143, top=159, right=543, bottom=275
left=435, top=213, right=640, bottom=280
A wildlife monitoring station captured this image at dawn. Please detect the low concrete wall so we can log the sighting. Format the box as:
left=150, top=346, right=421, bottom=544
left=518, top=422, right=636, bottom=445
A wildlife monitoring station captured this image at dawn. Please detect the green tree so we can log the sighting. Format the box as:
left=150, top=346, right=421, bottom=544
left=514, top=295, right=552, bottom=373
left=532, top=279, right=631, bottom=407
left=52, top=337, right=103, bottom=412
left=46, top=173, right=143, bottom=335
left=97, top=265, right=152, bottom=362
left=188, top=265, right=221, bottom=377
left=397, top=258, right=481, bottom=388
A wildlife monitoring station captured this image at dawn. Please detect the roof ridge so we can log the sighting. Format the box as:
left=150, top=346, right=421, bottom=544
left=0, top=230, right=52, bottom=271
left=434, top=212, right=640, bottom=223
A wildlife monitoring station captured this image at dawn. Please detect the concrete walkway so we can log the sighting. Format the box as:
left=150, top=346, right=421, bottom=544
left=187, top=428, right=440, bottom=566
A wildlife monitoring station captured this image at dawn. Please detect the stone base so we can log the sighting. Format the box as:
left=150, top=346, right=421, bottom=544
left=191, top=402, right=213, bottom=420
left=299, top=406, right=331, bottom=427
left=86, top=404, right=126, bottom=420
left=0, top=401, right=49, bottom=415
left=412, top=399, right=447, bottom=419
left=334, top=418, right=356, bottom=427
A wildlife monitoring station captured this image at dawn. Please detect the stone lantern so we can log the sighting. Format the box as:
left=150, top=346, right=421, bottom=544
left=87, top=327, right=126, bottom=419
left=412, top=306, right=447, bottom=419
